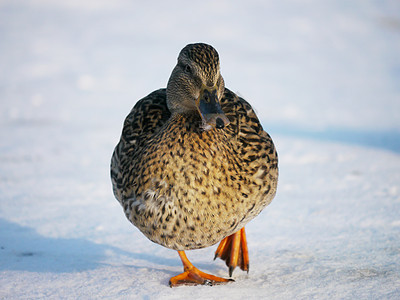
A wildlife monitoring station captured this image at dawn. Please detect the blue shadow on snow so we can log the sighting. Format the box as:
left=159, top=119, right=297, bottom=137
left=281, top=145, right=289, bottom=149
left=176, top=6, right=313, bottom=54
left=265, top=124, right=400, bottom=153
left=0, top=218, right=179, bottom=273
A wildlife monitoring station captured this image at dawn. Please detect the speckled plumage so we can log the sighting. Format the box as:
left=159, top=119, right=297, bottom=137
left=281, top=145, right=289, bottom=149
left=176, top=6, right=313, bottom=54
left=111, top=43, right=278, bottom=252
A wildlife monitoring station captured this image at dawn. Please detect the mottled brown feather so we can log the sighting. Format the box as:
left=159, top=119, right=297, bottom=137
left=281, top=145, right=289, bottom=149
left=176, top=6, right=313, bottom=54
left=111, top=86, right=278, bottom=250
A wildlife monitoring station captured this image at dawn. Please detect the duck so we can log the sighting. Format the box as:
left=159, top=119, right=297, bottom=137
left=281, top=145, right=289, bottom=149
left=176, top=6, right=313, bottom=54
left=111, top=43, right=278, bottom=286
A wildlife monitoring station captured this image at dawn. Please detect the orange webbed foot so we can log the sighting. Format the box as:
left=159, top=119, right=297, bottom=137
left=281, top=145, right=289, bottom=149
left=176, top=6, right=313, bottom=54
left=169, top=251, right=234, bottom=287
left=214, top=227, right=249, bottom=277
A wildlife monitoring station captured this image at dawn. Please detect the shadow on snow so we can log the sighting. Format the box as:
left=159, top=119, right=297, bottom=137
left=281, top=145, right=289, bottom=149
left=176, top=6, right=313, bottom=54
left=265, top=123, right=400, bottom=154
left=0, top=218, right=181, bottom=274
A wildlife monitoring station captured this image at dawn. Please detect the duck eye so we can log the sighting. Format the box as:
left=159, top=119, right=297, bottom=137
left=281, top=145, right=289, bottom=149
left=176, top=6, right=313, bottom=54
left=184, top=64, right=192, bottom=73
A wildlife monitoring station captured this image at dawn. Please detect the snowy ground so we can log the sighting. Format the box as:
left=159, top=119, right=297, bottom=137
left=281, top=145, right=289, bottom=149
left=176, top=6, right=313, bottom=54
left=1, top=1, right=399, bottom=299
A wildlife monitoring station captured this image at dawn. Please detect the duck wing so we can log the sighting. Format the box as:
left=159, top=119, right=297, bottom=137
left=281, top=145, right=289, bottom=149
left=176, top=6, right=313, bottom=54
left=111, top=88, right=170, bottom=202
left=221, top=88, right=277, bottom=166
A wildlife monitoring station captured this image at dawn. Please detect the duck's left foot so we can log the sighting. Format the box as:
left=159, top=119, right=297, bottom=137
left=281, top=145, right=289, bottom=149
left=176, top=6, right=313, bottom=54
left=214, top=227, right=249, bottom=277
left=169, top=251, right=234, bottom=287
left=169, top=268, right=233, bottom=287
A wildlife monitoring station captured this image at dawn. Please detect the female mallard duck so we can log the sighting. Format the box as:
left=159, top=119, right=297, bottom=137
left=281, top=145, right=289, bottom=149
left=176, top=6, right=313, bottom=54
left=111, top=43, right=278, bottom=286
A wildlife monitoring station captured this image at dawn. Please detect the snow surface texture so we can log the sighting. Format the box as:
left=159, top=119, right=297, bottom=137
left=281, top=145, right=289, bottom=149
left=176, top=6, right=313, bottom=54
left=1, top=1, right=399, bottom=299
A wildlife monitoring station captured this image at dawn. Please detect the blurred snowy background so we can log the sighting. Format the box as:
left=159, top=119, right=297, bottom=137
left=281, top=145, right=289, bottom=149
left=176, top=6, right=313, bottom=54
left=0, top=0, right=399, bottom=299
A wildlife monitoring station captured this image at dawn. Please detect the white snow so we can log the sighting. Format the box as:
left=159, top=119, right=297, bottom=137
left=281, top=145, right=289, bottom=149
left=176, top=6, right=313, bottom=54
left=1, top=0, right=399, bottom=299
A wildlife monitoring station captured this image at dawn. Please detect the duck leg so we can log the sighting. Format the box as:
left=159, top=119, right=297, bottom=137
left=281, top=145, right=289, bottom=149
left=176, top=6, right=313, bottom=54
left=214, top=227, right=249, bottom=277
left=169, top=251, right=233, bottom=287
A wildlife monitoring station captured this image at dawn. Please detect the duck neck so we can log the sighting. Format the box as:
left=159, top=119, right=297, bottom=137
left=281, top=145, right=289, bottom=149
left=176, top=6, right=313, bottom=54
left=158, top=112, right=228, bottom=149
left=169, top=112, right=205, bottom=134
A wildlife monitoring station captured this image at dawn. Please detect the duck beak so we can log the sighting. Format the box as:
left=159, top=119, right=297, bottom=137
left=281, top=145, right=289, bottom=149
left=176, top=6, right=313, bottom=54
left=196, top=86, right=230, bottom=129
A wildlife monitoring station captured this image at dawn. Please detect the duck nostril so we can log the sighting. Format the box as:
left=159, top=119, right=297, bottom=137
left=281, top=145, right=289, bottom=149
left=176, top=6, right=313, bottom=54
left=216, top=117, right=225, bottom=129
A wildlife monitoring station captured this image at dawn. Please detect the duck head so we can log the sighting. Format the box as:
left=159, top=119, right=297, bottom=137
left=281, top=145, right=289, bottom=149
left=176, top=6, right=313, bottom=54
left=166, top=43, right=230, bottom=130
